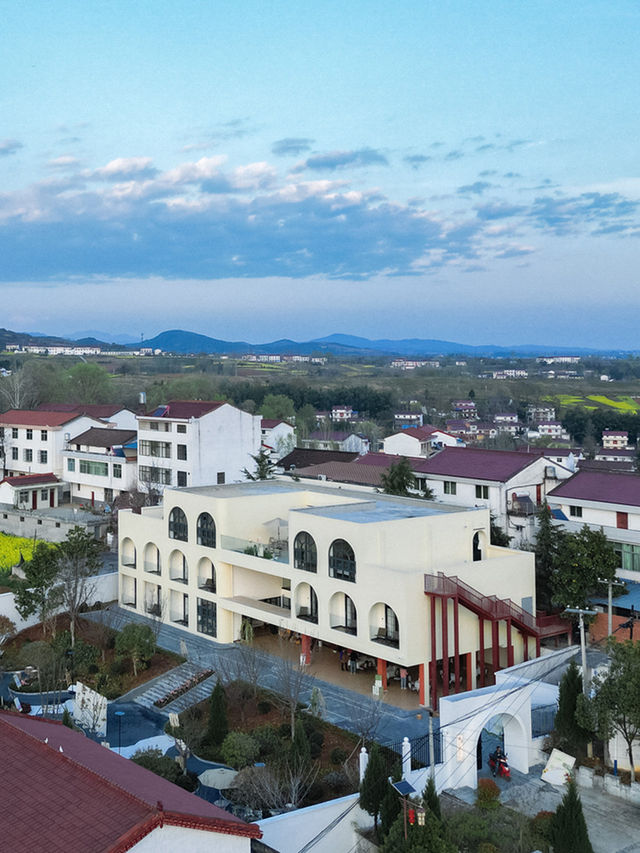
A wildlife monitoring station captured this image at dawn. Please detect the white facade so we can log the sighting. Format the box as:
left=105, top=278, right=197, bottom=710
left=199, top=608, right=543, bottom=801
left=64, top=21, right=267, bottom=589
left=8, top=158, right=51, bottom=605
left=0, top=475, right=60, bottom=510
left=383, top=429, right=459, bottom=458
left=136, top=403, right=261, bottom=491
left=261, top=420, right=296, bottom=460
left=0, top=414, right=106, bottom=479
left=63, top=431, right=137, bottom=505
left=131, top=825, right=251, bottom=852
left=119, top=481, right=542, bottom=707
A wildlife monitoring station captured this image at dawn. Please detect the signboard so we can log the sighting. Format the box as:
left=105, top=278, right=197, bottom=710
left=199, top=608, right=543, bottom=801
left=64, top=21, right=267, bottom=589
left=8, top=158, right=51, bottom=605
left=541, top=748, right=576, bottom=787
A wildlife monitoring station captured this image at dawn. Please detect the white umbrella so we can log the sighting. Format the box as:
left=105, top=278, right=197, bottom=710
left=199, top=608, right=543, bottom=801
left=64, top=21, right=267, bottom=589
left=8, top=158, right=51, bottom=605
left=198, top=767, right=238, bottom=788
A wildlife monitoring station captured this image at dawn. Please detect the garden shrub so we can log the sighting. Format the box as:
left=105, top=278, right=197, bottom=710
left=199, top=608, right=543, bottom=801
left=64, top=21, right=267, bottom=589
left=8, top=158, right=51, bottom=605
left=476, top=777, right=501, bottom=810
left=131, top=748, right=181, bottom=783
left=445, top=811, right=490, bottom=849
left=110, top=657, right=126, bottom=676
left=221, top=731, right=259, bottom=769
left=257, top=700, right=272, bottom=715
left=252, top=724, right=280, bottom=759
left=330, top=747, right=348, bottom=765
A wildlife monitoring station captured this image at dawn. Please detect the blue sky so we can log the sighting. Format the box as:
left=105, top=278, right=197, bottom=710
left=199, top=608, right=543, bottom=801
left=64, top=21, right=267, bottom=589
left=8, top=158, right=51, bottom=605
left=1, top=1, right=639, bottom=347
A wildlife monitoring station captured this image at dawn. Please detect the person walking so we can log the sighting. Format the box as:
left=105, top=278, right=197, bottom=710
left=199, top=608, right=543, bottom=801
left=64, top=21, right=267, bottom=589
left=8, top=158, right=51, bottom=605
left=339, top=648, right=345, bottom=671
left=400, top=667, right=408, bottom=690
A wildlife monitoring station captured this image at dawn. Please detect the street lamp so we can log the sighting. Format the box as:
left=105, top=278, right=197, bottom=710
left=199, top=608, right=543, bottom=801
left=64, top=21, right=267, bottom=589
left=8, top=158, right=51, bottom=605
left=597, top=577, right=626, bottom=636
left=114, top=710, right=125, bottom=755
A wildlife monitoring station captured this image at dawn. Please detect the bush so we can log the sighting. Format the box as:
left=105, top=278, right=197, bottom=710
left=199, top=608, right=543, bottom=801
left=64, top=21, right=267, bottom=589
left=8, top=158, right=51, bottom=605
left=444, top=811, right=490, bottom=850
left=131, top=748, right=181, bottom=783
left=476, top=777, right=501, bottom=810
left=330, top=747, right=348, bottom=765
left=221, top=731, right=259, bottom=769
left=531, top=810, right=554, bottom=848
left=252, top=724, right=281, bottom=759
left=323, top=770, right=350, bottom=793
left=257, top=700, right=272, bottom=715
left=109, top=657, right=126, bottom=676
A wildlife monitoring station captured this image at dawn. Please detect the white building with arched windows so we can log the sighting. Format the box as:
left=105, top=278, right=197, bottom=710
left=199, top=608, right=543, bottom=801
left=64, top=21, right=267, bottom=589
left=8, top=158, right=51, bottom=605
left=118, top=481, right=569, bottom=706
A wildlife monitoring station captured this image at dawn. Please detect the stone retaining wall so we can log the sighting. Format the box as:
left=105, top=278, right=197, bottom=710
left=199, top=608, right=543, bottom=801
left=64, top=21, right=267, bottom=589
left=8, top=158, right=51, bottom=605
left=576, top=765, right=640, bottom=804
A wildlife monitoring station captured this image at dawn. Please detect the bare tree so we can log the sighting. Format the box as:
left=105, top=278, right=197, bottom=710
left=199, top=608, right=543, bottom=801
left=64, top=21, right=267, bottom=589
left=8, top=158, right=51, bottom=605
left=0, top=368, right=37, bottom=410
left=272, top=644, right=312, bottom=739
left=353, top=696, right=384, bottom=745
left=166, top=705, right=204, bottom=770
left=231, top=759, right=319, bottom=812
left=55, top=527, right=101, bottom=648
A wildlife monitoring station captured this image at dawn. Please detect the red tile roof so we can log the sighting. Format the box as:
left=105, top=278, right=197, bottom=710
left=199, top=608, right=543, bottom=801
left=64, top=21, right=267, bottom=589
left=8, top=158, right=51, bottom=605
left=148, top=401, right=224, bottom=420
left=1, top=473, right=60, bottom=486
left=70, top=428, right=137, bottom=448
left=547, top=470, right=640, bottom=508
left=392, top=425, right=443, bottom=441
left=37, top=403, right=132, bottom=418
left=278, top=449, right=360, bottom=469
left=294, top=462, right=385, bottom=487
left=261, top=418, right=291, bottom=429
left=0, top=712, right=260, bottom=851
left=0, top=409, right=86, bottom=427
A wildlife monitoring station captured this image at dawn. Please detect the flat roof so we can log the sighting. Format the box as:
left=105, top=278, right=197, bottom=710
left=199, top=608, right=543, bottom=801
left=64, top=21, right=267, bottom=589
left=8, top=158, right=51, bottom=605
left=296, top=498, right=468, bottom=524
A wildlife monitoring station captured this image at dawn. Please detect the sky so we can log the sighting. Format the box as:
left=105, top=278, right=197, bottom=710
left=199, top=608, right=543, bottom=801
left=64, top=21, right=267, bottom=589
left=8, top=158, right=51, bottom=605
left=1, top=1, right=639, bottom=348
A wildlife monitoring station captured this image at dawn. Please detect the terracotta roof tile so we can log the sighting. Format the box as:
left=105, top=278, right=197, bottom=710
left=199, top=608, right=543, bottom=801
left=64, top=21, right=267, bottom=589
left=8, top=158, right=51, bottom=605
left=1, top=473, right=60, bottom=486
left=547, top=470, right=640, bottom=508
left=0, top=409, right=86, bottom=427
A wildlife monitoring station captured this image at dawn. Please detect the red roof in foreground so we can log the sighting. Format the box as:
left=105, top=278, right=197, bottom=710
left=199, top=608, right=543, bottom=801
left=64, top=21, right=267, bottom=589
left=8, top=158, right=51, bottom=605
left=0, top=712, right=260, bottom=852
left=548, top=470, right=640, bottom=508
left=410, top=447, right=541, bottom=481
left=0, top=409, right=86, bottom=427
left=1, top=473, right=60, bottom=486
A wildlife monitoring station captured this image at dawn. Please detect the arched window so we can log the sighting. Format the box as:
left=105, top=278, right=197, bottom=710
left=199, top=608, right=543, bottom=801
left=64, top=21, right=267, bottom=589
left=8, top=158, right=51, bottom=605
left=329, top=539, right=356, bottom=582
left=169, top=507, right=188, bottom=542
left=197, top=512, right=216, bottom=548
left=329, top=591, right=357, bottom=634
left=473, top=532, right=482, bottom=562
left=294, top=531, right=317, bottom=572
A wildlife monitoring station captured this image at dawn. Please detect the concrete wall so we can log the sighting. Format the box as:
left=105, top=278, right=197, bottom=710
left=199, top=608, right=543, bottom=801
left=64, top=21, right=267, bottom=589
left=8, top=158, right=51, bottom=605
left=131, top=825, right=251, bottom=852
left=0, top=507, right=107, bottom=542
left=0, top=571, right=118, bottom=632
left=258, top=794, right=373, bottom=853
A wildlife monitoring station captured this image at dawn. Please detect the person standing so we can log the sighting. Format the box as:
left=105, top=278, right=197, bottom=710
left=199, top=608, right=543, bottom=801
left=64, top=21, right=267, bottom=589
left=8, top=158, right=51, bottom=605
left=400, top=667, right=408, bottom=690
left=339, top=648, right=345, bottom=671
left=349, top=651, right=358, bottom=674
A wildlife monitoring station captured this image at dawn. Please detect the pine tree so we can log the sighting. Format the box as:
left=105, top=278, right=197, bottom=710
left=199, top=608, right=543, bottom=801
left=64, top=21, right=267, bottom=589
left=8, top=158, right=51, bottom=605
left=535, top=501, right=562, bottom=611
left=550, top=776, right=593, bottom=853
left=207, top=680, right=228, bottom=748
left=359, top=743, right=388, bottom=829
left=379, top=781, right=401, bottom=840
left=290, top=718, right=311, bottom=767
left=555, top=659, right=588, bottom=754
left=243, top=449, right=276, bottom=480
left=423, top=775, right=441, bottom=820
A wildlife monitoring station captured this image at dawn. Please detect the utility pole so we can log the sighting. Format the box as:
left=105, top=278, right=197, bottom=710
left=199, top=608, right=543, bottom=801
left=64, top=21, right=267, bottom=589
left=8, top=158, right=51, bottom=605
left=565, top=607, right=597, bottom=694
left=597, top=577, right=625, bottom=636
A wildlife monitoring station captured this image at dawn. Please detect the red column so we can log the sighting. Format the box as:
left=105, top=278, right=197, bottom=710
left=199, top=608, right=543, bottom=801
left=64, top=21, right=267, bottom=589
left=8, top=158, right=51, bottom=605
left=479, top=617, right=485, bottom=687
left=453, top=596, right=460, bottom=693
left=419, top=663, right=426, bottom=707
left=523, top=634, right=529, bottom=662
left=506, top=619, right=514, bottom=668
left=466, top=652, right=473, bottom=691
left=492, top=620, right=500, bottom=678
left=301, top=634, right=311, bottom=664
left=536, top=635, right=541, bottom=657
left=430, top=595, right=437, bottom=709
left=441, top=597, right=449, bottom=697
left=377, top=658, right=387, bottom=690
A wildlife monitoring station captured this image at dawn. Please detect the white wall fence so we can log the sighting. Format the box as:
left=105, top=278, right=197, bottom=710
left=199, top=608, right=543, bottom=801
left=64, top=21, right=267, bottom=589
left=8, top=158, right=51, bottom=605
left=0, top=571, right=118, bottom=633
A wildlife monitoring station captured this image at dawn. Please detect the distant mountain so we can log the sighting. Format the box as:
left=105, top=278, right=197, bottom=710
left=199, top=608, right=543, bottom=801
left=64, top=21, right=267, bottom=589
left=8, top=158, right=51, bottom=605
left=71, top=330, right=140, bottom=345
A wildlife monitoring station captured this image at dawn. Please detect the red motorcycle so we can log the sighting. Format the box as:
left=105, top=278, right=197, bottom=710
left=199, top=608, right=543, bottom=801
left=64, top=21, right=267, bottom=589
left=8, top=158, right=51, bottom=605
left=488, top=752, right=511, bottom=780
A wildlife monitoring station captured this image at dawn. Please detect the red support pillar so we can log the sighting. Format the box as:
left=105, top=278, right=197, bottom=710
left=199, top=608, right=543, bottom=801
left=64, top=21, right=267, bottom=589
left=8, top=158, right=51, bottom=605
left=536, top=635, right=541, bottom=657
left=492, top=620, right=500, bottom=678
left=479, top=617, right=485, bottom=687
left=419, top=663, right=426, bottom=707
left=453, top=596, right=460, bottom=693
left=506, top=619, right=514, bottom=668
left=430, top=595, right=437, bottom=709
left=441, top=597, right=449, bottom=696
left=301, top=634, right=311, bottom=664
left=523, top=634, right=529, bottom=662
left=377, top=657, right=387, bottom=690
left=466, top=652, right=473, bottom=691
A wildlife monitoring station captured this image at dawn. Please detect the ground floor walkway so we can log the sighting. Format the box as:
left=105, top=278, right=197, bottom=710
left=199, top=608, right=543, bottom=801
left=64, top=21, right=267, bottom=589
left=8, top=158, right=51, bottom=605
left=87, top=607, right=434, bottom=745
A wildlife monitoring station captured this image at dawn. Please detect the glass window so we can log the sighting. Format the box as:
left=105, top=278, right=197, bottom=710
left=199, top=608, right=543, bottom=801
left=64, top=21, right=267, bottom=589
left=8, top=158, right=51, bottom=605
left=12, top=447, right=18, bottom=460
left=197, top=598, right=217, bottom=636
left=11, top=428, right=18, bottom=438
left=26, top=429, right=33, bottom=440
left=79, top=459, right=108, bottom=476
left=177, top=471, right=187, bottom=487
left=444, top=481, right=457, bottom=495
left=569, top=505, right=582, bottom=518
left=217, top=472, right=225, bottom=485
left=139, top=465, right=171, bottom=485
left=177, top=444, right=187, bottom=460
left=139, top=440, right=171, bottom=458
left=329, top=539, right=356, bottom=582
left=294, top=531, right=317, bottom=572
left=177, top=424, right=187, bottom=433
left=23, top=449, right=33, bottom=462
left=169, top=506, right=188, bottom=541
left=113, top=463, right=122, bottom=478
left=19, top=490, right=29, bottom=503
left=475, top=484, right=489, bottom=499
left=39, top=450, right=47, bottom=464
left=67, top=458, right=75, bottom=471
left=41, top=430, right=48, bottom=441
left=197, top=512, right=217, bottom=547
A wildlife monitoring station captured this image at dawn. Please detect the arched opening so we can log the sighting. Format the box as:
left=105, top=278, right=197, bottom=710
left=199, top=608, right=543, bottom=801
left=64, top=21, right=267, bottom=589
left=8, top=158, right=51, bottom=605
left=369, top=602, right=400, bottom=648
left=169, top=549, right=188, bottom=583
left=197, top=512, right=216, bottom=548
left=169, top=506, right=188, bottom=541
left=121, top=537, right=136, bottom=568
left=475, top=711, right=529, bottom=782
left=473, top=531, right=485, bottom=562
left=329, top=539, right=356, bottom=582
left=295, top=582, right=318, bottom=623
left=293, top=531, right=317, bottom=572
left=329, top=591, right=357, bottom=635
left=198, top=556, right=216, bottom=592
left=143, top=542, right=161, bottom=574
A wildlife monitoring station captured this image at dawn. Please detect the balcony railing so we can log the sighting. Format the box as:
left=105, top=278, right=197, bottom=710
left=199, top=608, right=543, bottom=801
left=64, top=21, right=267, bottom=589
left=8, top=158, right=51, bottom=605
left=144, top=562, right=161, bottom=575
left=121, top=558, right=136, bottom=569
left=220, top=534, right=289, bottom=564
left=332, top=622, right=357, bottom=636
left=145, top=603, right=161, bottom=616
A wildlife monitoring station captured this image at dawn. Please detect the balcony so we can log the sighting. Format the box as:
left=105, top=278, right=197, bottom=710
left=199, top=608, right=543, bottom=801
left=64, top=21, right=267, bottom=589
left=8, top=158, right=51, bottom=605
left=507, top=497, right=538, bottom=517
left=332, top=623, right=357, bottom=636
left=144, top=562, right=161, bottom=575
left=170, top=573, right=188, bottom=585
left=220, top=534, right=289, bottom=564
left=297, top=606, right=318, bottom=624
left=219, top=594, right=291, bottom=622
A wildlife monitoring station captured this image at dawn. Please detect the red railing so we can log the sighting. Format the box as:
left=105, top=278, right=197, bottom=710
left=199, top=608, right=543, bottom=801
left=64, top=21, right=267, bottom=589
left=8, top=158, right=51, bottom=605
left=424, top=572, right=553, bottom=635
